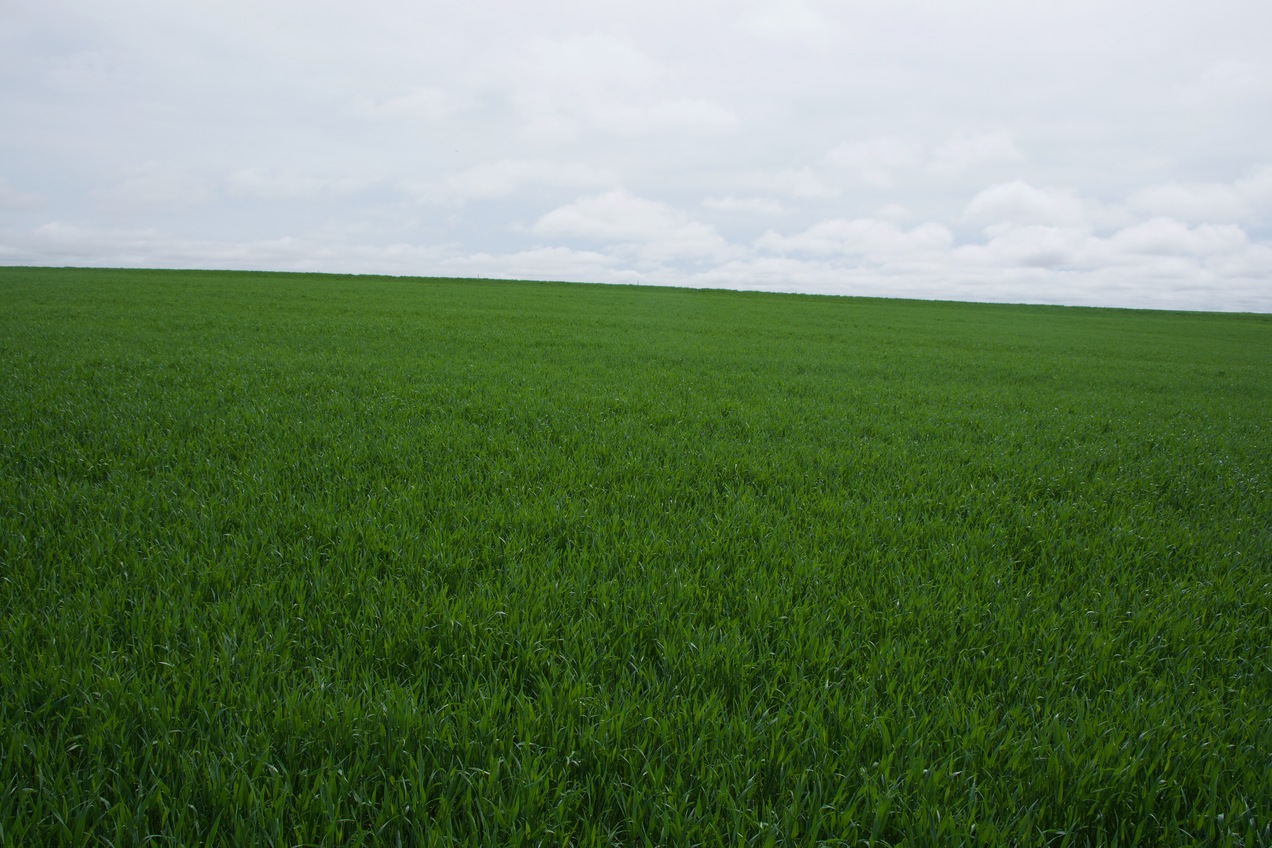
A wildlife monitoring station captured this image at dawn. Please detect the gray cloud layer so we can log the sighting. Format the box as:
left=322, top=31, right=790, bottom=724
left=3, top=0, right=1270, bottom=310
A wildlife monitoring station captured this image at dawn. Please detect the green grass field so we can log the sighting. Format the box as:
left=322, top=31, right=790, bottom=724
left=1, top=266, right=1269, bottom=846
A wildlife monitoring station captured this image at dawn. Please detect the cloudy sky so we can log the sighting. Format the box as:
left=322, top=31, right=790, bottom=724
left=3, top=0, right=1271, bottom=311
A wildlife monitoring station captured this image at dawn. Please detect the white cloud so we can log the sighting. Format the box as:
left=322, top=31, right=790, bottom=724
left=702, top=195, right=787, bottom=215
left=1129, top=166, right=1272, bottom=225
left=353, top=86, right=462, bottom=122
left=97, top=163, right=214, bottom=208
left=929, top=131, right=1024, bottom=176
left=525, top=32, right=659, bottom=91
left=826, top=137, right=922, bottom=187
left=0, top=178, right=42, bottom=210
left=1128, top=183, right=1245, bottom=224
left=1236, top=166, right=1272, bottom=206
left=741, top=0, right=834, bottom=46
left=1181, top=60, right=1272, bottom=105
left=958, top=217, right=1254, bottom=273
left=875, top=203, right=910, bottom=221
left=445, top=160, right=615, bottom=201
left=524, top=97, right=738, bottom=139
left=13, top=219, right=460, bottom=274
left=531, top=189, right=730, bottom=260
left=826, top=131, right=1025, bottom=186
left=23, top=220, right=337, bottom=268
left=642, top=98, right=739, bottom=132
left=740, top=167, right=838, bottom=199
left=505, top=32, right=737, bottom=140
left=757, top=218, right=953, bottom=257
left=964, top=181, right=1090, bottom=229
left=227, top=169, right=369, bottom=200
left=959, top=225, right=1095, bottom=269
left=1205, top=241, right=1272, bottom=280
left=1105, top=218, right=1248, bottom=257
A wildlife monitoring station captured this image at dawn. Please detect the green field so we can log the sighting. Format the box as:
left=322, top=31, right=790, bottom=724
left=1, top=266, right=1269, bottom=846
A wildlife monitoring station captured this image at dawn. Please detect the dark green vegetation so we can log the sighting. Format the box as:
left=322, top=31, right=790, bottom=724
left=1, top=266, right=1270, bottom=846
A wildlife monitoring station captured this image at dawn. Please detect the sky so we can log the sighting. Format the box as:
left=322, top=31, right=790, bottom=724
left=2, top=0, right=1271, bottom=312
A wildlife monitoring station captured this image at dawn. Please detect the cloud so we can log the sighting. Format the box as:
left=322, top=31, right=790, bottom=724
left=957, top=217, right=1255, bottom=273
left=958, top=225, right=1095, bottom=269
left=826, top=137, right=923, bottom=187
left=1107, top=218, right=1248, bottom=257
left=4, top=219, right=652, bottom=287
left=227, top=169, right=370, bottom=200
left=526, top=96, right=738, bottom=139
left=875, top=203, right=910, bottom=221
left=1129, top=166, right=1272, bottom=225
left=21, top=220, right=344, bottom=268
left=1128, top=183, right=1245, bottom=224
left=96, top=163, right=214, bottom=208
left=1238, top=166, right=1272, bottom=207
left=929, top=131, right=1024, bottom=175
left=739, top=167, right=838, bottom=199
left=740, top=0, right=834, bottom=47
left=826, top=131, right=1025, bottom=186
left=1181, top=60, right=1272, bottom=105
left=531, top=189, right=730, bottom=260
left=757, top=218, right=954, bottom=257
left=964, top=181, right=1090, bottom=228
left=702, top=195, right=788, bottom=215
left=506, top=33, right=737, bottom=140
left=444, top=159, right=615, bottom=201
left=0, top=178, right=43, bottom=210
left=641, top=98, right=739, bottom=132
left=353, top=86, right=462, bottom=122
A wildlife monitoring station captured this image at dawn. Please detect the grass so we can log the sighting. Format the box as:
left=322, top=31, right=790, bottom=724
left=1, top=265, right=1269, bottom=846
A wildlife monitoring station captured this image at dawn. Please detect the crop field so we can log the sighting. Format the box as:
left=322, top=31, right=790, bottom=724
left=1, top=266, right=1270, bottom=846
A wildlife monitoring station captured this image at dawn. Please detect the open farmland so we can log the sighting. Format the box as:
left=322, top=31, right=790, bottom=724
left=1, top=266, right=1270, bottom=845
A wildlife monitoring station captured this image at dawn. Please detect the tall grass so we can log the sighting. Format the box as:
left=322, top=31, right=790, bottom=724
left=1, top=266, right=1269, bottom=845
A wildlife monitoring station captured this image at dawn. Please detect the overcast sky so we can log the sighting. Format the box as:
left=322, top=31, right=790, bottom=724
left=3, top=1, right=1271, bottom=311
